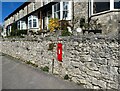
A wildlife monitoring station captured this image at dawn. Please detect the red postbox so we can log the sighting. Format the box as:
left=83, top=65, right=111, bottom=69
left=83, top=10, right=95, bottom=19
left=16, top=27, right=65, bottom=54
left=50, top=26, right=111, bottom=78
left=57, top=43, right=62, bottom=62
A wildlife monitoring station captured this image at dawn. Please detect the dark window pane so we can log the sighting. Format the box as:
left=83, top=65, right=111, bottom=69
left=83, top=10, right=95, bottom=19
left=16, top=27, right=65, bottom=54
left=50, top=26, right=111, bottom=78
left=63, top=11, right=68, bottom=19
left=114, top=0, right=120, bottom=9
left=54, top=5, right=56, bottom=12
left=29, top=20, right=32, bottom=28
left=57, top=3, right=60, bottom=11
left=55, top=12, right=60, bottom=19
left=93, top=2, right=110, bottom=13
left=33, top=19, right=37, bottom=27
left=63, top=2, right=68, bottom=10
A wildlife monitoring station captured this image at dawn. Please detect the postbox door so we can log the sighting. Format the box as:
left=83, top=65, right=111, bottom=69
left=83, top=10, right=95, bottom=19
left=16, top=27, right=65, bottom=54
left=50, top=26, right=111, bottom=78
left=57, top=43, right=62, bottom=62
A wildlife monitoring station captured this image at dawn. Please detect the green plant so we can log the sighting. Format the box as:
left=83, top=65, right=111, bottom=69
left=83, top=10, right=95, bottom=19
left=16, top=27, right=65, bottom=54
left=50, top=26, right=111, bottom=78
left=64, top=74, right=70, bottom=80
left=80, top=18, right=102, bottom=30
left=10, top=23, right=17, bottom=36
left=80, top=18, right=85, bottom=28
left=48, top=18, right=60, bottom=32
left=59, top=20, right=69, bottom=30
left=48, top=43, right=55, bottom=51
left=26, top=61, right=31, bottom=64
left=41, top=66, right=49, bottom=72
left=61, top=29, right=71, bottom=36
left=26, top=61, right=38, bottom=67
left=80, top=18, right=89, bottom=30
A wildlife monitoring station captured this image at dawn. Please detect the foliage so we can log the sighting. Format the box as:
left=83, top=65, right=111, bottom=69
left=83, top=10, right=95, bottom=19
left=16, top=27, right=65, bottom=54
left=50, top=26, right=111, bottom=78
left=80, top=18, right=102, bottom=30
left=10, top=29, right=27, bottom=36
left=48, top=18, right=60, bottom=32
left=80, top=18, right=86, bottom=28
left=48, top=43, right=55, bottom=51
left=10, top=23, right=17, bottom=36
left=61, top=29, right=71, bottom=36
left=26, top=61, right=38, bottom=67
left=10, top=23, right=27, bottom=36
left=89, top=18, right=102, bottom=30
left=59, top=20, right=69, bottom=30
left=64, top=74, right=70, bottom=80
left=41, top=66, right=49, bottom=72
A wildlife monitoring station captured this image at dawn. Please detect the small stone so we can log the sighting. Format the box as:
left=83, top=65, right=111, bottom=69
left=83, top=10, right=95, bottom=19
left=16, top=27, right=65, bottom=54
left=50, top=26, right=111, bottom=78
left=72, top=77, right=78, bottom=83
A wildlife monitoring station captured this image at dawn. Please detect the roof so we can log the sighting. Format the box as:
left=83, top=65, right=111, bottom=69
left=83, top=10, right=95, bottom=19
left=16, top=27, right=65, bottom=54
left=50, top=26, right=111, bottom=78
left=4, top=2, right=31, bottom=21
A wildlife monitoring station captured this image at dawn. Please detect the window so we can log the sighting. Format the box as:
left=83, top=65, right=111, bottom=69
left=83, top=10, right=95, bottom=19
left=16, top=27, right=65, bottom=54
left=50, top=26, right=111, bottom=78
left=114, top=0, right=120, bottom=9
left=33, top=19, right=37, bottom=27
left=52, top=2, right=72, bottom=20
left=21, top=21, right=24, bottom=29
left=93, top=2, right=110, bottom=13
left=54, top=3, right=60, bottom=19
left=17, top=21, right=20, bottom=29
left=29, top=20, right=32, bottom=28
left=63, top=2, right=69, bottom=19
left=28, top=15, right=38, bottom=29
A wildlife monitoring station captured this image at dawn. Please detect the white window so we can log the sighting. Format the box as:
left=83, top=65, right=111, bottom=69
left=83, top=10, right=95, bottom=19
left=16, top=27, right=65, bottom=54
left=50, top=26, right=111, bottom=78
left=52, top=1, right=72, bottom=20
left=28, top=15, right=38, bottom=29
left=29, top=19, right=32, bottom=28
left=21, top=21, right=24, bottom=29
left=54, top=3, right=60, bottom=19
left=89, top=0, right=120, bottom=16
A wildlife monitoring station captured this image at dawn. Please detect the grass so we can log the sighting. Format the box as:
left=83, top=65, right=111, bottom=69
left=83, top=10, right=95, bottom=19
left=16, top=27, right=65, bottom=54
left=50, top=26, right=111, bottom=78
left=26, top=61, right=38, bottom=67
left=40, top=66, right=49, bottom=72
left=64, top=74, right=70, bottom=80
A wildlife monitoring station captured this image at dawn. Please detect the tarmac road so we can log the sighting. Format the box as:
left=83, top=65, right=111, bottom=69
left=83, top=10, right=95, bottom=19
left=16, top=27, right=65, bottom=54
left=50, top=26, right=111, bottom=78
left=2, top=54, right=83, bottom=89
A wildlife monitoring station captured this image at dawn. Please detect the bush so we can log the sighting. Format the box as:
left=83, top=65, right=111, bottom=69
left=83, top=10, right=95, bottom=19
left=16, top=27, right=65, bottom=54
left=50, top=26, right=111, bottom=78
left=10, top=29, right=27, bottom=36
left=41, top=66, right=49, bottom=72
left=61, top=29, right=71, bottom=36
left=64, top=74, right=70, bottom=80
left=59, top=20, right=69, bottom=30
left=26, top=61, right=38, bottom=67
left=48, top=43, right=55, bottom=51
left=48, top=18, right=60, bottom=32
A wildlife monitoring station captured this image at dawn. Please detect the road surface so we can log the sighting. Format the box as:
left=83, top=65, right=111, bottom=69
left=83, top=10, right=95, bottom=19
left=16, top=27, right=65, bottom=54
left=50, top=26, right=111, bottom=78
left=2, top=54, right=83, bottom=89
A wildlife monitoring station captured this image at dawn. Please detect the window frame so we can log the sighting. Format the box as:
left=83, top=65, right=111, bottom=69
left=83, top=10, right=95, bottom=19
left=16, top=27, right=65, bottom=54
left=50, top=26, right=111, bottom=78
left=52, top=1, right=72, bottom=20
left=89, top=0, right=119, bottom=16
left=28, top=15, right=38, bottom=29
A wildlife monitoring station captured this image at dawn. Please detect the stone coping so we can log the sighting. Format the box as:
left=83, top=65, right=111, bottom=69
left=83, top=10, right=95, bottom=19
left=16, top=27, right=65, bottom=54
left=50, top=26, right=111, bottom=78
left=91, top=9, right=120, bottom=18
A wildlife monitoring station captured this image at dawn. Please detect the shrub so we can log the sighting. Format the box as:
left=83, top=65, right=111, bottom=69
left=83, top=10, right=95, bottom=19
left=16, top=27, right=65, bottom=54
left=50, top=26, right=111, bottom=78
left=64, top=74, right=70, bottom=80
left=80, top=18, right=85, bottom=28
left=26, top=61, right=38, bottom=67
left=41, top=66, right=49, bottom=72
left=48, top=43, right=55, bottom=51
left=48, top=18, right=60, bottom=32
left=59, top=20, right=69, bottom=30
left=10, top=23, right=17, bottom=36
left=61, top=29, right=71, bottom=36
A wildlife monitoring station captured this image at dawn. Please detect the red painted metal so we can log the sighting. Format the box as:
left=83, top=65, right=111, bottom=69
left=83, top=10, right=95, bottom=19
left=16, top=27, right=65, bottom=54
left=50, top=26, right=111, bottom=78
left=57, top=43, right=62, bottom=62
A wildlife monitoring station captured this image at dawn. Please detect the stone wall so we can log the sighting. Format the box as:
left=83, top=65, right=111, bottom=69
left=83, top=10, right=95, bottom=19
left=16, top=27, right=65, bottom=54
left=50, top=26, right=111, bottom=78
left=1, top=35, right=119, bottom=89
left=91, top=10, right=120, bottom=34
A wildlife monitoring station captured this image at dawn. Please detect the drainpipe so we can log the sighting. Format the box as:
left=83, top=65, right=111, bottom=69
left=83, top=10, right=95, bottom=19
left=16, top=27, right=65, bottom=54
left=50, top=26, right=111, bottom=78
left=27, top=5, right=29, bottom=35
left=40, top=11, right=42, bottom=32
left=72, top=0, right=74, bottom=30
left=88, top=0, right=90, bottom=30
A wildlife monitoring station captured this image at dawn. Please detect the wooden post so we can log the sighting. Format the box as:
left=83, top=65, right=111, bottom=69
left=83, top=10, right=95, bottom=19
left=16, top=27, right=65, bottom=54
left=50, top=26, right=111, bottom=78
left=52, top=59, right=54, bottom=74
left=40, top=11, right=42, bottom=32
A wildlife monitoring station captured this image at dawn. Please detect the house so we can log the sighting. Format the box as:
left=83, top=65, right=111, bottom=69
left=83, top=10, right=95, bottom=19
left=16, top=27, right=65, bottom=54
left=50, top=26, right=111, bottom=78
left=3, top=0, right=120, bottom=36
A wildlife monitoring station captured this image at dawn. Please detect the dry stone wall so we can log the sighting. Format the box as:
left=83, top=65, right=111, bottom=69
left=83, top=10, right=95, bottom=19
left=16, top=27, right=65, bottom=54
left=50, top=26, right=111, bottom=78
left=1, top=35, right=119, bottom=89
left=91, top=10, right=120, bottom=34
